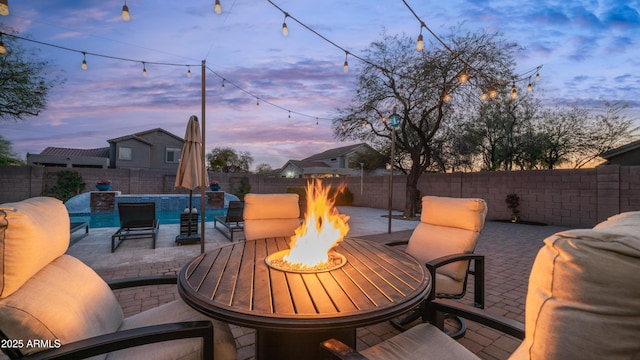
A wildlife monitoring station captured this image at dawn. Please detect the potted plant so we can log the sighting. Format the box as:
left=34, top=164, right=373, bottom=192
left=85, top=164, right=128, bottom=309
left=96, top=179, right=112, bottom=191
left=505, top=193, right=520, bottom=223
left=209, top=180, right=221, bottom=191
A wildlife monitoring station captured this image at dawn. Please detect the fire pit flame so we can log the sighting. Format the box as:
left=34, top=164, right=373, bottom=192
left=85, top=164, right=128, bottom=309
left=266, top=180, right=350, bottom=272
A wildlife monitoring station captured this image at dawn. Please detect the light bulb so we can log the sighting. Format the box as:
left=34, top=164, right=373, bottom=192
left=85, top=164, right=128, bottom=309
left=121, top=4, right=130, bottom=21
left=0, top=40, right=6, bottom=55
left=481, top=92, right=488, bottom=101
left=187, top=66, right=192, bottom=77
left=142, top=63, right=147, bottom=77
left=214, top=0, right=222, bottom=14
left=459, top=70, right=468, bottom=83
left=343, top=52, right=349, bottom=72
left=0, top=0, right=8, bottom=16
left=489, top=88, right=498, bottom=99
left=221, top=79, right=225, bottom=90
left=82, top=59, right=87, bottom=70
left=527, top=82, right=533, bottom=92
left=416, top=33, right=424, bottom=51
left=535, top=72, right=540, bottom=81
left=443, top=93, right=452, bottom=103
left=511, top=83, right=517, bottom=99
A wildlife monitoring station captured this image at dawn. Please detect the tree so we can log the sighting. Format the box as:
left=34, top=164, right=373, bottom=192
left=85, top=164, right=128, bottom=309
left=255, top=163, right=273, bottom=174
left=334, top=30, right=518, bottom=217
left=0, top=28, right=61, bottom=122
left=0, top=135, right=24, bottom=165
left=207, top=147, right=253, bottom=173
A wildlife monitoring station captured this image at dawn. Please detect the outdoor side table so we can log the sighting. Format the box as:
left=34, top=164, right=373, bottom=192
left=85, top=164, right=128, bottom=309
left=178, top=237, right=431, bottom=360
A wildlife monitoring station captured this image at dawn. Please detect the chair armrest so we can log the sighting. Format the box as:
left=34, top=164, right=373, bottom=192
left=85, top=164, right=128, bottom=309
left=426, top=253, right=485, bottom=307
left=384, top=240, right=409, bottom=247
left=431, top=299, right=525, bottom=339
left=426, top=253, right=483, bottom=269
left=22, top=321, right=214, bottom=360
left=107, top=275, right=178, bottom=290
left=319, top=338, right=369, bottom=360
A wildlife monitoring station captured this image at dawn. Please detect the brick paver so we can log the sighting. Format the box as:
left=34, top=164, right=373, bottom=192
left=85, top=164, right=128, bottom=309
left=66, top=208, right=570, bottom=360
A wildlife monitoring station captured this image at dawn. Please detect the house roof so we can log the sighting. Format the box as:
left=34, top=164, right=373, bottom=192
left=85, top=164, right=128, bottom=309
left=302, top=143, right=370, bottom=162
left=287, top=160, right=331, bottom=169
left=40, top=147, right=109, bottom=158
left=600, top=139, right=640, bottom=159
left=107, top=128, right=183, bottom=144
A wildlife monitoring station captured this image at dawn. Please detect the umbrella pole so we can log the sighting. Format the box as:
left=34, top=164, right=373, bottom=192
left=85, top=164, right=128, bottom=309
left=188, top=190, right=193, bottom=236
left=200, top=59, right=206, bottom=254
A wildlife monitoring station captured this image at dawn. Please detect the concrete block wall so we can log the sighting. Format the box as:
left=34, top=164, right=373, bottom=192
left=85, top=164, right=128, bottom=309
left=1, top=165, right=638, bottom=228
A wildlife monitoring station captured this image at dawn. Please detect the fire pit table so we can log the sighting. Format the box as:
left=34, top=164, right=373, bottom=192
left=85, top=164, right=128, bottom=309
left=178, top=237, right=431, bottom=360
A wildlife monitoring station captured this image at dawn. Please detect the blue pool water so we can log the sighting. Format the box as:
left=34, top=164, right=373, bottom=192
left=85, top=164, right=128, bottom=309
left=66, top=192, right=238, bottom=228
left=70, top=209, right=227, bottom=228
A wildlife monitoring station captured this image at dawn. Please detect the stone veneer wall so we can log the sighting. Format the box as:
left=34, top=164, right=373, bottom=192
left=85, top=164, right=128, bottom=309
left=1, top=165, right=638, bottom=228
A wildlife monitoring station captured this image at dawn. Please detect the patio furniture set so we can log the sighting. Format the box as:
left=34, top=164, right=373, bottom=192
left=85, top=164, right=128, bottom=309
left=1, top=194, right=639, bottom=359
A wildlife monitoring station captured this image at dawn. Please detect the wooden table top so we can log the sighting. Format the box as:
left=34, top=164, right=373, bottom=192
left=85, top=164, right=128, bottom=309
left=178, top=237, right=431, bottom=332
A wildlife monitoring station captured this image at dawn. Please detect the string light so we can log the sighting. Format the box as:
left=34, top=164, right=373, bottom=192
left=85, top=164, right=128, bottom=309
left=343, top=51, right=349, bottom=73
left=0, top=0, right=8, bottom=16
left=187, top=65, right=191, bottom=77
left=0, top=34, right=6, bottom=55
left=489, top=88, right=498, bottom=99
left=256, top=97, right=260, bottom=106
left=121, top=1, right=130, bottom=22
left=288, top=111, right=291, bottom=120
left=81, top=52, right=87, bottom=70
left=511, top=83, right=517, bottom=99
left=142, top=62, right=147, bottom=76
left=416, top=25, right=424, bottom=51
left=535, top=71, right=540, bottom=81
left=527, top=77, right=533, bottom=92
left=459, top=69, right=468, bottom=83
left=221, top=79, right=225, bottom=90
left=282, top=13, right=289, bottom=36
left=316, top=118, right=319, bottom=126
left=443, top=92, right=452, bottom=103
left=214, top=0, right=222, bottom=14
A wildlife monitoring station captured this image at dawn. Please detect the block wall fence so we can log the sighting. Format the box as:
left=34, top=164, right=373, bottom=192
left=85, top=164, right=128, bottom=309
left=1, top=165, right=638, bottom=228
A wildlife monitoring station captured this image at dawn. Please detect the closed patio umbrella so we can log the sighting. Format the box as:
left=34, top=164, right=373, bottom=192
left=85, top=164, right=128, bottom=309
left=174, top=115, right=208, bottom=245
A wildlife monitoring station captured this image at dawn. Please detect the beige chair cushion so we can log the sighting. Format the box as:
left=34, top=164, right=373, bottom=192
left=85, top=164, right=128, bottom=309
left=419, top=196, right=487, bottom=231
left=523, top=213, right=640, bottom=359
left=405, top=196, right=487, bottom=289
left=360, top=323, right=479, bottom=360
left=114, top=299, right=236, bottom=360
left=0, top=197, right=70, bottom=298
left=0, top=255, right=124, bottom=357
left=243, top=193, right=301, bottom=241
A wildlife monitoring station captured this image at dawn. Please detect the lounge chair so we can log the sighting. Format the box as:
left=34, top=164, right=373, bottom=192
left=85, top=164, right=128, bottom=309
left=387, top=196, right=487, bottom=338
left=214, top=201, right=244, bottom=242
left=111, top=202, right=159, bottom=252
left=321, top=211, right=640, bottom=360
left=0, top=197, right=237, bottom=360
left=242, top=193, right=301, bottom=241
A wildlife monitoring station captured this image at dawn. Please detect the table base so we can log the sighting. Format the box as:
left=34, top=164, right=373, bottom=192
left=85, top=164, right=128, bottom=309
left=256, top=328, right=355, bottom=360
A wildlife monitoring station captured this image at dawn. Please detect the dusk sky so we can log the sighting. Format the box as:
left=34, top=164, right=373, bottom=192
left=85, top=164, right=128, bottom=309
left=1, top=0, right=639, bottom=170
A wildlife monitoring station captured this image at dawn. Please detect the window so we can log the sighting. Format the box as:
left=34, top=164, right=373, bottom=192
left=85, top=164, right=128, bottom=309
left=119, top=147, right=132, bottom=160
left=166, top=147, right=181, bottom=163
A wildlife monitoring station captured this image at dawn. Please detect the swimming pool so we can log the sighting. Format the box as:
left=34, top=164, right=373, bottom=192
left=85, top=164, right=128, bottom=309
left=66, top=192, right=239, bottom=228
left=70, top=209, right=227, bottom=228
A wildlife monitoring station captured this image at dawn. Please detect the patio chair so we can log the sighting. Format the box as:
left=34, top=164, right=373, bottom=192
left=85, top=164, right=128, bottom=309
left=388, top=195, right=487, bottom=338
left=321, top=211, right=640, bottom=360
left=242, top=193, right=301, bottom=241
left=0, top=197, right=237, bottom=360
left=214, top=201, right=244, bottom=242
left=111, top=202, right=160, bottom=252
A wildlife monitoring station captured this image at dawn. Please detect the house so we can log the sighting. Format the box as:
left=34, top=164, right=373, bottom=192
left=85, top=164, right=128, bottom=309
left=277, top=143, right=385, bottom=178
left=599, top=139, right=640, bottom=166
left=27, top=147, right=110, bottom=168
left=27, top=128, right=184, bottom=170
left=107, top=128, right=184, bottom=170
